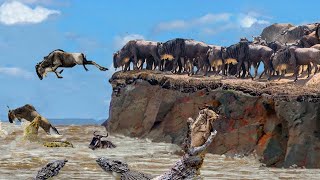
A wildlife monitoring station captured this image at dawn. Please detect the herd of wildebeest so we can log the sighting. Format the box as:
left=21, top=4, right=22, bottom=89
left=113, top=23, right=320, bottom=81
left=34, top=23, right=320, bottom=82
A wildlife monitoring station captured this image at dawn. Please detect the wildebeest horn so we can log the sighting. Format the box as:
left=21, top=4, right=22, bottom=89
left=6, top=105, right=11, bottom=112
left=93, top=131, right=98, bottom=136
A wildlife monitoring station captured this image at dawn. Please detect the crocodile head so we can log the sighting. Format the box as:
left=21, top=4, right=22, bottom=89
left=96, top=157, right=129, bottom=178
left=190, top=107, right=219, bottom=147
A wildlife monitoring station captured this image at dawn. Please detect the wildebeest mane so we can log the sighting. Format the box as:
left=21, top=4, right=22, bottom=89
left=8, top=104, right=36, bottom=123
left=119, top=40, right=135, bottom=58
left=14, top=104, right=36, bottom=114
left=274, top=47, right=292, bottom=66
left=44, top=49, right=65, bottom=59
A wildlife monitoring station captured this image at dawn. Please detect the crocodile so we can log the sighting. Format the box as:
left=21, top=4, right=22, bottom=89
left=35, top=159, right=68, bottom=180
left=96, top=106, right=218, bottom=180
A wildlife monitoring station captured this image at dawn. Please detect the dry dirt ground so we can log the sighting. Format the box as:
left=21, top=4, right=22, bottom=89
left=110, top=70, right=320, bottom=99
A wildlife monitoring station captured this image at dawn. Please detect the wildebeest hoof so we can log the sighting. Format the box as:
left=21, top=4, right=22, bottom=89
left=100, top=67, right=108, bottom=71
left=58, top=76, right=63, bottom=79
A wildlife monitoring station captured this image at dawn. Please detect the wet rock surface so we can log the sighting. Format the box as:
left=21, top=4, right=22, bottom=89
left=104, top=70, right=320, bottom=168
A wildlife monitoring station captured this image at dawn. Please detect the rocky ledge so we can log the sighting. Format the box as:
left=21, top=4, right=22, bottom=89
left=103, top=70, right=320, bottom=168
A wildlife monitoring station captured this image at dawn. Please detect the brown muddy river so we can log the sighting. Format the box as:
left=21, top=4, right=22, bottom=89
left=1, top=121, right=320, bottom=180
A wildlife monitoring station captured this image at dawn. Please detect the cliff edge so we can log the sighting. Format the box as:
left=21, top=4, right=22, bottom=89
left=104, top=70, right=320, bottom=168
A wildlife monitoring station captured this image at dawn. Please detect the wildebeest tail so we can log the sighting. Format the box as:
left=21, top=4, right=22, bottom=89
left=50, top=125, right=60, bottom=135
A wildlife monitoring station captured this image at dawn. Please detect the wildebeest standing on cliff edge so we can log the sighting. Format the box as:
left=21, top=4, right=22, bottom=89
left=35, top=49, right=108, bottom=80
left=184, top=39, right=211, bottom=76
left=158, top=38, right=210, bottom=75
left=157, top=38, right=185, bottom=73
left=248, top=44, right=274, bottom=80
left=114, top=40, right=162, bottom=71
left=272, top=46, right=320, bottom=81
left=222, top=39, right=250, bottom=78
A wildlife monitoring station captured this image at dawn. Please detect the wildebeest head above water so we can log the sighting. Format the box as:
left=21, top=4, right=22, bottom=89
left=89, top=131, right=116, bottom=150
left=7, top=106, right=15, bottom=123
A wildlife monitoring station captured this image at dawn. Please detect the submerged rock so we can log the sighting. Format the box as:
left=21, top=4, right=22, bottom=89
left=43, top=140, right=74, bottom=148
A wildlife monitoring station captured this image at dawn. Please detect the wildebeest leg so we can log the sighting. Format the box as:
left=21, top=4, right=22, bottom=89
left=82, top=64, right=89, bottom=71
left=133, top=54, right=139, bottom=70
left=177, top=58, right=183, bottom=74
left=221, top=60, right=226, bottom=76
left=236, top=59, right=243, bottom=78
left=278, top=69, right=284, bottom=81
left=312, top=63, right=317, bottom=75
left=138, top=58, right=145, bottom=70
left=151, top=53, right=161, bottom=71
left=84, top=60, right=108, bottom=71
left=51, top=64, right=63, bottom=78
left=259, top=60, right=268, bottom=79
left=244, top=61, right=253, bottom=79
left=293, top=67, right=299, bottom=82
left=54, top=71, right=63, bottom=79
left=254, top=62, right=260, bottom=78
left=172, top=56, right=179, bottom=73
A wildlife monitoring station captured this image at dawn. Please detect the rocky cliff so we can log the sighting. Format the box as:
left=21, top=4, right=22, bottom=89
left=260, top=23, right=319, bottom=44
left=103, top=70, right=320, bottom=168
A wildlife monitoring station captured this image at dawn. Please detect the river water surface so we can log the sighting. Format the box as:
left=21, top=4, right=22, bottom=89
left=1, top=121, right=320, bottom=180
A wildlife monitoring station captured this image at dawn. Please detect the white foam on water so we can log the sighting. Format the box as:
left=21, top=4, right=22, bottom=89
left=0, top=121, right=9, bottom=137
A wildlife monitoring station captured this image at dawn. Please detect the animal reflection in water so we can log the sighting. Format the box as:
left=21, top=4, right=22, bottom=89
left=89, top=131, right=116, bottom=150
left=96, top=106, right=219, bottom=180
left=35, top=49, right=108, bottom=80
left=7, top=104, right=60, bottom=135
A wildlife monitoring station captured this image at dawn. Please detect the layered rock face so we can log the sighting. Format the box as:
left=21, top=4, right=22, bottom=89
left=260, top=23, right=318, bottom=44
left=104, top=70, right=320, bottom=168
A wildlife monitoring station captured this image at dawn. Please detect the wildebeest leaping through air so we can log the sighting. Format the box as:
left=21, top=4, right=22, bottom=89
left=35, top=49, right=108, bottom=80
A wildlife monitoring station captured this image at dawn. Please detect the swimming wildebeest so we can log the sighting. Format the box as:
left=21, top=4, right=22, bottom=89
left=88, top=131, right=116, bottom=150
left=7, top=104, right=60, bottom=135
left=35, top=49, right=108, bottom=80
left=114, top=40, right=162, bottom=71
